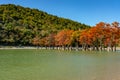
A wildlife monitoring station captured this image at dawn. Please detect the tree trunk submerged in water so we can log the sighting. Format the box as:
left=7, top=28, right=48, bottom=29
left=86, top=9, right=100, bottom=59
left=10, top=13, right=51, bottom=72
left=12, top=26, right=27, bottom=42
left=34, top=44, right=117, bottom=52
left=62, top=45, right=65, bottom=50
left=75, top=42, right=79, bottom=51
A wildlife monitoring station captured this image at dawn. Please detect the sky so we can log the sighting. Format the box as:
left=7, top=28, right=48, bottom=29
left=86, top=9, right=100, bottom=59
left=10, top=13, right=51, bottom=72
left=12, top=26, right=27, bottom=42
left=0, top=0, right=120, bottom=26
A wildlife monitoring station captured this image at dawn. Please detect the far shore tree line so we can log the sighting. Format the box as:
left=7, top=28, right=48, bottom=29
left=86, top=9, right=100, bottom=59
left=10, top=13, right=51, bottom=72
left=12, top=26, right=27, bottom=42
left=0, top=4, right=120, bottom=51
left=32, top=22, right=120, bottom=52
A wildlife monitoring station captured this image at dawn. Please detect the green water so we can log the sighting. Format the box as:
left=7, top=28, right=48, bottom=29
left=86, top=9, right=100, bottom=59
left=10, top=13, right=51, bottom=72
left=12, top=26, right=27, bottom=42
left=0, top=49, right=120, bottom=80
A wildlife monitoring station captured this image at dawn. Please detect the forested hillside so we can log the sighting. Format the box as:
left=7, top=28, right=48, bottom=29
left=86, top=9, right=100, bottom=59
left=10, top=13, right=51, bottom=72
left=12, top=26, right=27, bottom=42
left=0, top=4, right=90, bottom=46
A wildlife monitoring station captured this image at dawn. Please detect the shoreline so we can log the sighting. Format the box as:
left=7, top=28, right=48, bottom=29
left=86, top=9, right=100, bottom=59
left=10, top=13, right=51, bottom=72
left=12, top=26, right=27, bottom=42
left=0, top=46, right=120, bottom=51
left=0, top=46, right=37, bottom=49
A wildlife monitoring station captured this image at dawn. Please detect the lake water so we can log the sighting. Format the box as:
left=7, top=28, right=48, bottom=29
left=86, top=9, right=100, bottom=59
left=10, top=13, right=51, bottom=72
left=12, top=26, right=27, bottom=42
left=0, top=49, right=120, bottom=80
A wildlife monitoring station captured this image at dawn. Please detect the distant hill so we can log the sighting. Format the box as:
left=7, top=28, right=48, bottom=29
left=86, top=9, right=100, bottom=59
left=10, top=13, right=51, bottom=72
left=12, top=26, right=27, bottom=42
left=0, top=4, right=90, bottom=46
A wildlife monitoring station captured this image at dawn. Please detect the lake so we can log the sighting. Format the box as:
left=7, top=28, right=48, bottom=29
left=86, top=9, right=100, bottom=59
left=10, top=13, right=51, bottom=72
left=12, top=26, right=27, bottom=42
left=0, top=49, right=120, bottom=80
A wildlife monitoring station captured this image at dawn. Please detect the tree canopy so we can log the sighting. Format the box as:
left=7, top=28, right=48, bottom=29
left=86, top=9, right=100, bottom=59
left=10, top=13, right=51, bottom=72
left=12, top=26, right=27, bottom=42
left=0, top=4, right=90, bottom=46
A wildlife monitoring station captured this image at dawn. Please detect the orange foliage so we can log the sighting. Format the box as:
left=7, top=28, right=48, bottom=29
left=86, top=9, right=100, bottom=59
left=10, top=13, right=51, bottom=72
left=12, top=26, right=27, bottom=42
left=55, top=30, right=74, bottom=46
left=32, top=36, right=40, bottom=46
left=80, top=22, right=120, bottom=48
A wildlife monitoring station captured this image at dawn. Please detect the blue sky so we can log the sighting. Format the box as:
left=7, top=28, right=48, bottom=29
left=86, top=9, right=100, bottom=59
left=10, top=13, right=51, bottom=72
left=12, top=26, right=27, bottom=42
left=0, top=0, right=120, bottom=26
